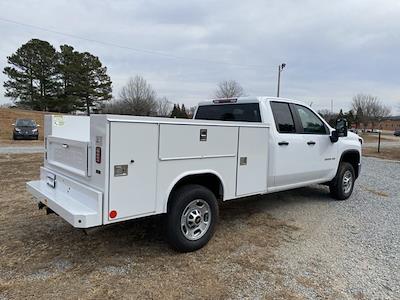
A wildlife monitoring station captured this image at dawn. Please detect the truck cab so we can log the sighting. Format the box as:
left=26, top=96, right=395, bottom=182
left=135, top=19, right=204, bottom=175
left=194, top=96, right=362, bottom=195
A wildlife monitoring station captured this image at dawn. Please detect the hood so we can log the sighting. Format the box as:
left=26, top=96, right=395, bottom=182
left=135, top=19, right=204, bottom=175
left=347, top=131, right=363, bottom=143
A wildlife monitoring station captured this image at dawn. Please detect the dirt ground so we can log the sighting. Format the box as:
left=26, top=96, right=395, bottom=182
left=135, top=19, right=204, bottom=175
left=362, top=147, right=400, bottom=161
left=0, top=138, right=43, bottom=147
left=358, top=133, right=392, bottom=143
left=0, top=154, right=300, bottom=299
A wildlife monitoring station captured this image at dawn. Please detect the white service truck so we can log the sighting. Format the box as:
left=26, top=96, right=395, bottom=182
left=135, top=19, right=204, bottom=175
left=27, top=97, right=362, bottom=252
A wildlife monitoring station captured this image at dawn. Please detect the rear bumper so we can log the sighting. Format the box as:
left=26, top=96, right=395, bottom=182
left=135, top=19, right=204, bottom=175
left=26, top=167, right=103, bottom=228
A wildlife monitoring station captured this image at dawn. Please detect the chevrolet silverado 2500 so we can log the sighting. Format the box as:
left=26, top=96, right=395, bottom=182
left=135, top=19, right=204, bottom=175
left=27, top=97, right=362, bottom=252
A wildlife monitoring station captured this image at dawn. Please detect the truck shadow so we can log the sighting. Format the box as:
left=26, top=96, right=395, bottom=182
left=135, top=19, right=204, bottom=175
left=84, top=184, right=331, bottom=249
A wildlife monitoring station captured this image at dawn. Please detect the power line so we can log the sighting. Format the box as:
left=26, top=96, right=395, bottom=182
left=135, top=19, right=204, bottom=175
left=0, top=16, right=268, bottom=69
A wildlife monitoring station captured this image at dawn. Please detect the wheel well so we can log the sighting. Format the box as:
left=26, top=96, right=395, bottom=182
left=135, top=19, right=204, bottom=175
left=341, top=151, right=360, bottom=179
left=168, top=173, right=223, bottom=210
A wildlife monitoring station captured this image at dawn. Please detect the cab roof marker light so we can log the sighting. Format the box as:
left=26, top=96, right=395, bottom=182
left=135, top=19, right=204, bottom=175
left=212, top=98, right=238, bottom=104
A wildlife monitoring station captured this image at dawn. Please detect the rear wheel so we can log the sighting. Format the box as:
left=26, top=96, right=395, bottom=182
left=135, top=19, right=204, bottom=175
left=329, top=162, right=355, bottom=200
left=166, top=184, right=219, bottom=252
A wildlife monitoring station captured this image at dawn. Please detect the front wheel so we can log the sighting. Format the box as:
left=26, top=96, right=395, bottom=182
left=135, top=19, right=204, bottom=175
left=329, top=162, right=355, bottom=200
left=166, top=184, right=219, bottom=252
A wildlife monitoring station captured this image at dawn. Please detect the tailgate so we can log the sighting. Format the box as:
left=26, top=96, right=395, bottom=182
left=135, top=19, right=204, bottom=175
left=47, top=136, right=91, bottom=177
left=27, top=167, right=102, bottom=228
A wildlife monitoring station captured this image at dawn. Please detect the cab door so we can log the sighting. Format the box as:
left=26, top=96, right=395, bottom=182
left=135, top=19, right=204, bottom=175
left=270, top=101, right=312, bottom=187
left=291, top=104, right=338, bottom=181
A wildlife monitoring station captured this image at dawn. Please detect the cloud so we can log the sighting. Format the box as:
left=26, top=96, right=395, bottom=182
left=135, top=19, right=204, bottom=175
left=0, top=0, right=399, bottom=113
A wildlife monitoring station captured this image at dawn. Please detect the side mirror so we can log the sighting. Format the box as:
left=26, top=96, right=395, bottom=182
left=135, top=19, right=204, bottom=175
left=330, top=130, right=339, bottom=143
left=335, top=118, right=348, bottom=137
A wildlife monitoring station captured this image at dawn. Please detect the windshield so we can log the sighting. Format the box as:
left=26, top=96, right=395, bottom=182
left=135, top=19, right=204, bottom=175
left=16, top=119, right=36, bottom=127
left=195, top=103, right=261, bottom=122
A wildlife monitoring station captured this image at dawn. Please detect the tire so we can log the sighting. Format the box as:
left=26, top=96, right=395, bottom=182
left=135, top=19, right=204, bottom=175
left=166, top=184, right=219, bottom=252
left=329, top=162, right=355, bottom=200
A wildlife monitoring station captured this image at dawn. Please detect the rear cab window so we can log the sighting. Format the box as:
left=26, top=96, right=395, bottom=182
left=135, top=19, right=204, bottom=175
left=270, top=102, right=296, bottom=133
left=195, top=103, right=261, bottom=122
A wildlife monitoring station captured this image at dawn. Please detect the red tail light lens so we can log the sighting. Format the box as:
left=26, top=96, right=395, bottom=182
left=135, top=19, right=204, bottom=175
left=95, top=147, right=101, bottom=164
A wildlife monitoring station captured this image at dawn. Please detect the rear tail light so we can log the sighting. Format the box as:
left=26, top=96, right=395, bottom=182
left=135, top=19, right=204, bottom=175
left=95, top=147, right=101, bottom=164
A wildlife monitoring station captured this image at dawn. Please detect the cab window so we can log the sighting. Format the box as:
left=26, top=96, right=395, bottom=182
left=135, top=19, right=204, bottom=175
left=270, top=102, right=296, bottom=133
left=195, top=103, right=261, bottom=122
left=294, top=105, right=327, bottom=134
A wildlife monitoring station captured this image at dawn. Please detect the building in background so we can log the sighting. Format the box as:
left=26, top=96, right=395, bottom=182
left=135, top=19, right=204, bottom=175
left=358, top=116, right=400, bottom=131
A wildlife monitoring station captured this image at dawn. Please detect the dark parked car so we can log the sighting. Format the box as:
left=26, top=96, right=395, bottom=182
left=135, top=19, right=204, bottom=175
left=12, top=119, right=39, bottom=140
left=394, top=130, right=400, bottom=137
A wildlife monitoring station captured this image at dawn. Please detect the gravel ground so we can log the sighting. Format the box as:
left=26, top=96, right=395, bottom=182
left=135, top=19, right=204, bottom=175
left=0, top=146, right=44, bottom=154
left=0, top=154, right=399, bottom=299
left=261, top=156, right=400, bottom=299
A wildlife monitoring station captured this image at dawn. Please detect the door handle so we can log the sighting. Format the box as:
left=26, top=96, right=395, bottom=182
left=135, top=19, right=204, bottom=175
left=307, top=141, right=316, bottom=145
left=278, top=141, right=289, bottom=146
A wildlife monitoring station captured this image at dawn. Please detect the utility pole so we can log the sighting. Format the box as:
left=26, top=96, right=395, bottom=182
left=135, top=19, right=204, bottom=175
left=277, top=63, right=286, bottom=97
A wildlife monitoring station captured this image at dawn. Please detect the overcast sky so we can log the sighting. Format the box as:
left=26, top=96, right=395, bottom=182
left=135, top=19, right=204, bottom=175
left=0, top=0, right=399, bottom=113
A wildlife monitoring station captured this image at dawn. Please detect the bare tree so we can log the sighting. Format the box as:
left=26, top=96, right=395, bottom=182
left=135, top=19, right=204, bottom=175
left=317, top=109, right=338, bottom=126
left=119, top=75, right=157, bottom=116
left=214, top=80, right=245, bottom=98
left=101, top=77, right=173, bottom=117
left=155, top=96, right=172, bottom=117
left=351, top=94, right=391, bottom=129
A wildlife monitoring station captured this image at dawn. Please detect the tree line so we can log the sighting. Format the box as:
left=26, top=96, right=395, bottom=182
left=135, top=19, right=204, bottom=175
left=100, top=77, right=244, bottom=118
left=100, top=75, right=194, bottom=118
left=318, top=94, right=391, bottom=130
left=3, top=39, right=112, bottom=115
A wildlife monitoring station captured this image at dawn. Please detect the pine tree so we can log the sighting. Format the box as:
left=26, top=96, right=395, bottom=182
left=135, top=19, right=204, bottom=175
left=3, top=40, right=112, bottom=113
left=3, top=39, right=60, bottom=110
left=57, top=45, right=81, bottom=112
left=75, top=52, right=112, bottom=115
left=171, top=104, right=180, bottom=118
left=345, top=110, right=355, bottom=126
left=180, top=104, right=189, bottom=118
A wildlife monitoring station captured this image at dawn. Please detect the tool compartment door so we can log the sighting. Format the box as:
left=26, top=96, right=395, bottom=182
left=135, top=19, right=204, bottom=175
left=47, top=136, right=90, bottom=177
left=108, top=122, right=158, bottom=220
left=236, top=127, right=269, bottom=196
